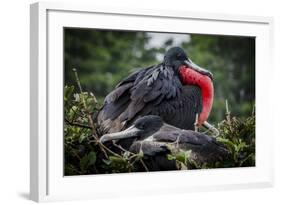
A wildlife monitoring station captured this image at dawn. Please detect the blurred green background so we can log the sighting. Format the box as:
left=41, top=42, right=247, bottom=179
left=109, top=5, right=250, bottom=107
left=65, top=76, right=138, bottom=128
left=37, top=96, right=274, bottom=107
left=64, top=28, right=255, bottom=124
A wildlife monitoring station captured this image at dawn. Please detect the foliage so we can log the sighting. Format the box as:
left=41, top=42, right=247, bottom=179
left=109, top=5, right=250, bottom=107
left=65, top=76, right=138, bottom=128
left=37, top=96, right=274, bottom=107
left=64, top=85, right=146, bottom=175
left=64, top=84, right=255, bottom=175
left=216, top=110, right=255, bottom=167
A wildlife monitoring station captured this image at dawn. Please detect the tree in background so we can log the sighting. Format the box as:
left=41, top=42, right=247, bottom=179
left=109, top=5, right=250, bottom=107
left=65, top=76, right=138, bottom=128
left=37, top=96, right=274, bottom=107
left=182, top=35, right=255, bottom=123
left=64, top=29, right=161, bottom=102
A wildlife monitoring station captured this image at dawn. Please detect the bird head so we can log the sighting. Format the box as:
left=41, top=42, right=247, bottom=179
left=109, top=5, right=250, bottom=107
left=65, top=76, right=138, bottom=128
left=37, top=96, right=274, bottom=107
left=164, top=47, right=213, bottom=82
left=100, top=115, right=163, bottom=143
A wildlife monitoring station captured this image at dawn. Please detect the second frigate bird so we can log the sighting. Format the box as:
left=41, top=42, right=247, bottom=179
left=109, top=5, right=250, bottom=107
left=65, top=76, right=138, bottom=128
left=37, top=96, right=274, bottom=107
left=100, top=115, right=229, bottom=171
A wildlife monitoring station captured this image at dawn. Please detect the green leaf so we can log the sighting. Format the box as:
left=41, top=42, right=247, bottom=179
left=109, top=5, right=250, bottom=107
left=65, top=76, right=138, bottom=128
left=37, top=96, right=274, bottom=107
left=88, top=151, right=97, bottom=166
left=80, top=151, right=97, bottom=171
left=79, top=133, right=88, bottom=143
left=102, top=159, right=111, bottom=165
left=167, top=154, right=175, bottom=161
left=175, top=151, right=186, bottom=163
left=80, top=155, right=89, bottom=171
left=64, top=85, right=74, bottom=102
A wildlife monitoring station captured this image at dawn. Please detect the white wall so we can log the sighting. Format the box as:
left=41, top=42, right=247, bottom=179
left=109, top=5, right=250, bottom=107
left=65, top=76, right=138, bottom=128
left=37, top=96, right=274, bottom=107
left=0, top=0, right=280, bottom=204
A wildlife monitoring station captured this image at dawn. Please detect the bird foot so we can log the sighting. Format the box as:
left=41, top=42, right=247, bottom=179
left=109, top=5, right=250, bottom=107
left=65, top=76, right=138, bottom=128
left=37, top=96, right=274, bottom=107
left=203, top=121, right=220, bottom=137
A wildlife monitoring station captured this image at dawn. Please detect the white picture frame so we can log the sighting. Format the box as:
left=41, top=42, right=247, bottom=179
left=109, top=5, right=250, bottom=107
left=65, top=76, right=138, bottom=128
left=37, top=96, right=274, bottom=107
left=30, top=2, right=274, bottom=202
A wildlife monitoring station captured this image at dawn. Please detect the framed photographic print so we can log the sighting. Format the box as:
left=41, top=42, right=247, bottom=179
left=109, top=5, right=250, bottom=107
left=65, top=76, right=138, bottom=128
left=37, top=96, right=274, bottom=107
left=30, top=2, right=274, bottom=202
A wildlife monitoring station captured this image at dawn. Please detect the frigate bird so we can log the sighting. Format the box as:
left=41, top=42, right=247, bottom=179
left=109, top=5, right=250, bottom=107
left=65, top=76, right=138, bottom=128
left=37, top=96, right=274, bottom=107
left=97, top=47, right=218, bottom=136
left=100, top=115, right=229, bottom=171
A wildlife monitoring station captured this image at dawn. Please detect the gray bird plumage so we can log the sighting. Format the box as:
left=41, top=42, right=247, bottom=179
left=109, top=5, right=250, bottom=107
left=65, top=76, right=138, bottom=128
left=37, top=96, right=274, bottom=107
left=97, top=63, right=202, bottom=134
left=100, top=115, right=229, bottom=171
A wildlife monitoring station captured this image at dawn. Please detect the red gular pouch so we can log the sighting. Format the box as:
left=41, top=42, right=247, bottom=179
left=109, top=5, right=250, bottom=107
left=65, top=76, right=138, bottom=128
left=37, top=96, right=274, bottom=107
left=178, top=65, right=214, bottom=126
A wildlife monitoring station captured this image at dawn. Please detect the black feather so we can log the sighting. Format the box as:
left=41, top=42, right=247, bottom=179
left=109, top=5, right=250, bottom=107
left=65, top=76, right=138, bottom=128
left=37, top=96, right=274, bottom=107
left=97, top=63, right=202, bottom=134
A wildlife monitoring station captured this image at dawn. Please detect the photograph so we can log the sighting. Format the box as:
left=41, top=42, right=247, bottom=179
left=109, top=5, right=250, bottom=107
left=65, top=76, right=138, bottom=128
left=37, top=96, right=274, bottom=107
left=63, top=28, right=255, bottom=176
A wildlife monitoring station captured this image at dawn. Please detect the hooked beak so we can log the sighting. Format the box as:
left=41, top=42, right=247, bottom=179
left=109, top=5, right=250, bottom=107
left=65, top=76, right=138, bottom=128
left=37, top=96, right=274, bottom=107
left=100, top=125, right=141, bottom=143
left=184, top=59, right=213, bottom=80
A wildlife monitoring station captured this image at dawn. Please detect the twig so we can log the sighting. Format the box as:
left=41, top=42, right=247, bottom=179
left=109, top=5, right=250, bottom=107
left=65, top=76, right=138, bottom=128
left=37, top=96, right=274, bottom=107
left=90, top=92, right=98, bottom=104
left=73, top=68, right=98, bottom=136
left=135, top=142, right=149, bottom=171
left=112, top=141, right=143, bottom=161
left=112, top=141, right=149, bottom=170
left=252, top=104, right=255, bottom=117
left=101, top=141, right=148, bottom=172
left=194, top=113, right=199, bottom=132
left=100, top=141, right=148, bottom=172
left=139, top=159, right=149, bottom=172
left=225, top=100, right=231, bottom=124
left=130, top=154, right=143, bottom=165
left=112, top=141, right=130, bottom=153
left=72, top=68, right=108, bottom=158
left=65, top=118, right=92, bottom=129
left=88, top=138, right=126, bottom=158
left=99, top=142, right=123, bottom=158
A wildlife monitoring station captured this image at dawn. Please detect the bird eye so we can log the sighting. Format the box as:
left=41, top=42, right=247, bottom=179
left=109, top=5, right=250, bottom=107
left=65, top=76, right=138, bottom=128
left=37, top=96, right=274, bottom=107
left=136, top=122, right=144, bottom=130
left=139, top=123, right=147, bottom=130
